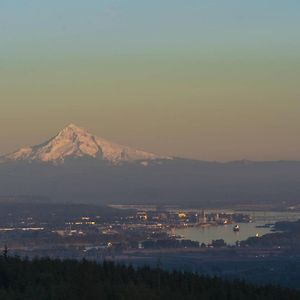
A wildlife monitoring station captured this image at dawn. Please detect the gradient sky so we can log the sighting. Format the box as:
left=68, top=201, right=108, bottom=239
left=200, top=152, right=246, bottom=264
left=1, top=0, right=300, bottom=161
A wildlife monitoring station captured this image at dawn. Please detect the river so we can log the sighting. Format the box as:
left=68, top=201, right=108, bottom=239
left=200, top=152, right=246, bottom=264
left=175, top=210, right=300, bottom=245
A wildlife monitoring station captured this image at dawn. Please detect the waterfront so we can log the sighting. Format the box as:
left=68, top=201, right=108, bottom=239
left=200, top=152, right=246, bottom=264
left=176, top=211, right=300, bottom=245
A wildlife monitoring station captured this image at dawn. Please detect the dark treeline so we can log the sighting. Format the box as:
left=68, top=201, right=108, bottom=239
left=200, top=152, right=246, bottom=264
left=0, top=256, right=299, bottom=300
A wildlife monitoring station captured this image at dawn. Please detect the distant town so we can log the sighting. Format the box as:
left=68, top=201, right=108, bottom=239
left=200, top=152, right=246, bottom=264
left=0, top=200, right=299, bottom=288
left=0, top=202, right=252, bottom=255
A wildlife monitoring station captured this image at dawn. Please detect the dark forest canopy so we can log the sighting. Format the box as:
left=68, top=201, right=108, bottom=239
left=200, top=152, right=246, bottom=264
left=0, top=256, right=299, bottom=300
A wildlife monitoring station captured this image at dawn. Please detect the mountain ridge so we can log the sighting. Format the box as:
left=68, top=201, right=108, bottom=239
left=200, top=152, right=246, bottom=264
left=0, top=124, right=171, bottom=165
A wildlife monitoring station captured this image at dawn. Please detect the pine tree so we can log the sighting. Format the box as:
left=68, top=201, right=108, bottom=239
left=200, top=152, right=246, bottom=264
left=2, top=244, right=8, bottom=260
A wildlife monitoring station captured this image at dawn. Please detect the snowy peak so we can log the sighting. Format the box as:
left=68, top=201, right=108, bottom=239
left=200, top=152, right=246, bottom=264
left=31, top=123, right=102, bottom=162
left=1, top=124, right=171, bottom=165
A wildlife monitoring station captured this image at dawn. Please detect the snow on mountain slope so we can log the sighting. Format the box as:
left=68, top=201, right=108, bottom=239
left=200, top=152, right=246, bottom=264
left=1, top=124, right=171, bottom=165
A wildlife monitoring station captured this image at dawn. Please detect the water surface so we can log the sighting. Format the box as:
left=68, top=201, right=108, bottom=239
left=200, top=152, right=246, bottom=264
left=175, top=211, right=300, bottom=245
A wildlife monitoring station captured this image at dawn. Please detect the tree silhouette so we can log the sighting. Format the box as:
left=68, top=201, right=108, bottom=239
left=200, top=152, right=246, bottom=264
left=2, top=244, right=8, bottom=260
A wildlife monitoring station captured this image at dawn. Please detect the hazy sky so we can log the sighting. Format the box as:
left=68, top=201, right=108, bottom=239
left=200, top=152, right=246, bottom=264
left=1, top=0, right=300, bottom=161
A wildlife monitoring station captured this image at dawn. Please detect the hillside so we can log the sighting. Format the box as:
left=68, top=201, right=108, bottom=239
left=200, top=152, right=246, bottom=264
left=0, top=256, right=299, bottom=300
left=1, top=159, right=300, bottom=206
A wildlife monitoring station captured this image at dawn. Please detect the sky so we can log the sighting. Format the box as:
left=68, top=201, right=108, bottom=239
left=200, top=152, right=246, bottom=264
left=1, top=0, right=300, bottom=161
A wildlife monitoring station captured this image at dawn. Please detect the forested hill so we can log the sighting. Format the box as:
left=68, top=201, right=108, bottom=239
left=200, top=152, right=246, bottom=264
left=0, top=257, right=299, bottom=300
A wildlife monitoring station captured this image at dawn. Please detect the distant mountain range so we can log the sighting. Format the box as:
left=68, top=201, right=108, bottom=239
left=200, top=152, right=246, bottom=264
left=0, top=123, right=171, bottom=165
left=0, top=124, right=300, bottom=208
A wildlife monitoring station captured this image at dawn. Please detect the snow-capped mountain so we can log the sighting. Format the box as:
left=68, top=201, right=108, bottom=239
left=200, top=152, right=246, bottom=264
left=0, top=124, right=171, bottom=165
left=1, top=124, right=300, bottom=207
